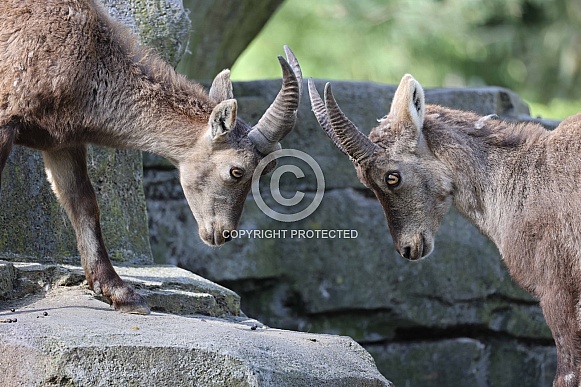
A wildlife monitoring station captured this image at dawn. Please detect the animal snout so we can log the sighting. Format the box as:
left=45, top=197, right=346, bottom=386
left=398, top=244, right=425, bottom=261
left=397, top=233, right=433, bottom=261
left=199, top=226, right=234, bottom=246
left=400, top=246, right=413, bottom=260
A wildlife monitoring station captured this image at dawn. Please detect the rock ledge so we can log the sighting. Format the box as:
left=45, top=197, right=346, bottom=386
left=0, top=262, right=391, bottom=387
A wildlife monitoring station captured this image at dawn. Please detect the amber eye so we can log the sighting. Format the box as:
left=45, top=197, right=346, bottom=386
left=384, top=171, right=401, bottom=188
left=230, top=167, right=244, bottom=179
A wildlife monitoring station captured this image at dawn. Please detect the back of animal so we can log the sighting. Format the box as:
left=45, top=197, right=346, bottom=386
left=0, top=0, right=123, bottom=127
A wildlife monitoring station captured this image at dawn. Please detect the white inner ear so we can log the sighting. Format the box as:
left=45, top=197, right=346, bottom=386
left=208, top=99, right=237, bottom=140
left=408, top=80, right=425, bottom=130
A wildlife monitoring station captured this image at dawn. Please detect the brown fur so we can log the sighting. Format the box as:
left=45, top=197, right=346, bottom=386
left=314, top=74, right=581, bottom=387
left=423, top=107, right=581, bottom=387
left=0, top=0, right=213, bottom=157
left=0, top=0, right=300, bottom=314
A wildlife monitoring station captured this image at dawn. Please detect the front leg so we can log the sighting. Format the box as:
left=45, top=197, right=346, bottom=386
left=0, top=122, right=16, bottom=190
left=43, top=146, right=149, bottom=314
left=540, top=289, right=581, bottom=387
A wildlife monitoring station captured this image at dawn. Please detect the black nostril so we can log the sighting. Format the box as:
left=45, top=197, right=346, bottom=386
left=402, top=246, right=411, bottom=259
left=224, top=234, right=232, bottom=242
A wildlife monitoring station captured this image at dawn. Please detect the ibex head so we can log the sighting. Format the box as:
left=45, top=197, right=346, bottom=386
left=309, top=74, right=453, bottom=260
left=180, top=46, right=302, bottom=246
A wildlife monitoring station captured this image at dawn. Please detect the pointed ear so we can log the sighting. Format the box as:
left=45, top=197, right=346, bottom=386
left=389, top=74, right=425, bottom=134
left=209, top=99, right=237, bottom=140
left=209, top=69, right=234, bottom=103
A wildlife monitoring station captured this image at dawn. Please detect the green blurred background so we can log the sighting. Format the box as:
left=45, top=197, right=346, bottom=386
left=230, top=0, right=581, bottom=120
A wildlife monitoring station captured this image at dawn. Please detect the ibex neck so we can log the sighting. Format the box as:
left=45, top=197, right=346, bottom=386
left=86, top=47, right=214, bottom=164
left=424, top=105, right=549, bottom=247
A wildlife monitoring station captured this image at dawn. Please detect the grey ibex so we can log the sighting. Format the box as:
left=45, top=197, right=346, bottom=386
left=0, top=0, right=302, bottom=314
left=310, top=75, right=581, bottom=387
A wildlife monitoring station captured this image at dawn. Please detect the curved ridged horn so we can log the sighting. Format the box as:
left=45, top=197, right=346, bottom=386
left=308, top=79, right=349, bottom=157
left=284, top=45, right=302, bottom=99
left=248, top=45, right=302, bottom=155
left=323, top=83, right=377, bottom=164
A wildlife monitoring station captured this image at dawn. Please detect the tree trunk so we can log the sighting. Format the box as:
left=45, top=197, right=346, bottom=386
left=177, top=0, right=285, bottom=80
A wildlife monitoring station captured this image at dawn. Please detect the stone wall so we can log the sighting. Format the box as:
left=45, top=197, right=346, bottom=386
left=144, top=79, right=560, bottom=387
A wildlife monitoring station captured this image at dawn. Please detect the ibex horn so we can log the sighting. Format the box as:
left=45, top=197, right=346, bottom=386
left=308, top=79, right=349, bottom=157
left=323, top=83, right=377, bottom=164
left=248, top=45, right=302, bottom=155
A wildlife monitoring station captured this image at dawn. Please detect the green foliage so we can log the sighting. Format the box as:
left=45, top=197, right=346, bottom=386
left=527, top=98, right=581, bottom=120
left=232, top=0, right=581, bottom=118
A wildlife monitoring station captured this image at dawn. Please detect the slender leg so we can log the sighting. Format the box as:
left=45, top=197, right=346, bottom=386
left=42, top=145, right=149, bottom=314
left=0, top=122, right=16, bottom=190
left=540, top=290, right=581, bottom=387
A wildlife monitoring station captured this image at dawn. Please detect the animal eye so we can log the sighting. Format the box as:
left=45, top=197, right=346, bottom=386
left=384, top=171, right=401, bottom=188
left=229, top=167, right=244, bottom=179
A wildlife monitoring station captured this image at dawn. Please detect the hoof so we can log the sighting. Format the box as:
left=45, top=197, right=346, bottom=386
left=114, top=300, right=151, bottom=315
left=109, top=287, right=151, bottom=315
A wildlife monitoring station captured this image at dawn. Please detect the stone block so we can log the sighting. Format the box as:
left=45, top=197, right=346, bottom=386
left=0, top=286, right=392, bottom=387
left=367, top=339, right=488, bottom=387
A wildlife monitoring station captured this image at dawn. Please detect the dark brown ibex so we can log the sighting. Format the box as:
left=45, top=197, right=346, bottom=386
left=0, top=0, right=302, bottom=314
left=310, top=75, right=581, bottom=387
